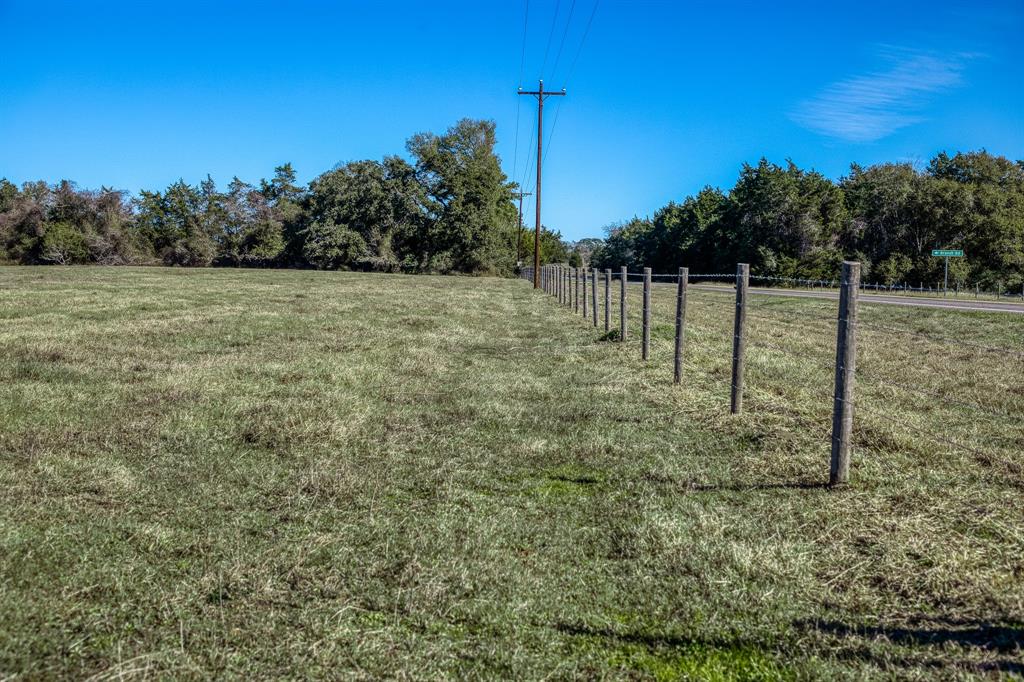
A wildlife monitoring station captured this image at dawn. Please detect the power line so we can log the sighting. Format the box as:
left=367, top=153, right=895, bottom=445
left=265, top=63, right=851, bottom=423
left=518, top=0, right=530, bottom=84
left=549, top=0, right=577, bottom=83
left=542, top=96, right=564, bottom=167
left=563, top=0, right=600, bottom=89
left=539, top=0, right=562, bottom=79
left=520, top=121, right=537, bottom=193
left=512, top=0, right=530, bottom=184
left=542, top=0, right=599, bottom=165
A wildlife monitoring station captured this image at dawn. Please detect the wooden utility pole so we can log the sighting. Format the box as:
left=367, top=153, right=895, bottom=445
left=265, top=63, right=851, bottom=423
left=518, top=80, right=565, bottom=289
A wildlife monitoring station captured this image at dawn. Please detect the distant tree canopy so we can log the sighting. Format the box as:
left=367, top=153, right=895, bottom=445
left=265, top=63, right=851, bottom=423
left=0, top=119, right=564, bottom=276
left=590, top=151, right=1024, bottom=289
left=4, top=140, right=1021, bottom=286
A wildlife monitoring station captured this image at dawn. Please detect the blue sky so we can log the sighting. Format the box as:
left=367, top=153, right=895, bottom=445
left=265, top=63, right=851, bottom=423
left=1, top=0, right=1021, bottom=241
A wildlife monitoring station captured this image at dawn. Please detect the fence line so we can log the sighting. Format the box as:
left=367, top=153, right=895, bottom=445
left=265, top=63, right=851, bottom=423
left=519, top=262, right=1022, bottom=487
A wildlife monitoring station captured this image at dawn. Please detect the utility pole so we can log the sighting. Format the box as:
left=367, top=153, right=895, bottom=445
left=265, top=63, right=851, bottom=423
left=519, top=80, right=565, bottom=289
left=512, top=191, right=532, bottom=268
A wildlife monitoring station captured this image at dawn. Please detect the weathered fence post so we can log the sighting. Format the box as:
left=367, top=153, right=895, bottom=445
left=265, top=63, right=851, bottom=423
left=582, top=266, right=589, bottom=319
left=620, top=266, right=628, bottom=341
left=574, top=268, right=580, bottom=313
left=674, top=267, right=688, bottom=384
left=830, top=261, right=860, bottom=486
left=730, top=263, right=749, bottom=414
left=642, top=267, right=652, bottom=360
left=592, top=267, right=599, bottom=327
left=604, top=269, right=611, bottom=332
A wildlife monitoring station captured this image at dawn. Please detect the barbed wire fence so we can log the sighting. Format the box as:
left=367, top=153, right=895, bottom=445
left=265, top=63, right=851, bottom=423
left=519, top=262, right=1024, bottom=487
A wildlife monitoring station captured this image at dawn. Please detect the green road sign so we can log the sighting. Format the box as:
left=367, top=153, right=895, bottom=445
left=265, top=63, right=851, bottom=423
left=932, top=249, right=964, bottom=257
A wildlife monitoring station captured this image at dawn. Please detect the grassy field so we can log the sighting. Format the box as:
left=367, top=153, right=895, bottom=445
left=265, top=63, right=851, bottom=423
left=1, top=266, right=1022, bottom=680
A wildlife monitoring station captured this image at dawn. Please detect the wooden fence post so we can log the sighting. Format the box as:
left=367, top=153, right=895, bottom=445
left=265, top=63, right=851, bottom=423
left=830, top=261, right=860, bottom=485
left=730, top=263, right=749, bottom=414
left=674, top=267, right=688, bottom=384
left=620, top=266, right=628, bottom=341
left=591, top=268, right=599, bottom=327
left=582, top=266, right=589, bottom=319
left=604, top=269, right=611, bottom=331
left=642, top=267, right=651, bottom=360
left=574, top=268, right=580, bottom=313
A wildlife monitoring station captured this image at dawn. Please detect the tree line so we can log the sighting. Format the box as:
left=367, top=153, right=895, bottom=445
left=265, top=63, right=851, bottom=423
left=0, top=119, right=571, bottom=275
left=589, top=150, right=1024, bottom=290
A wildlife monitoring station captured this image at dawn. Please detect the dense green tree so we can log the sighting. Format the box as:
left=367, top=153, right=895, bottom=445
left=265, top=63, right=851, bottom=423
left=261, top=163, right=307, bottom=266
left=214, top=178, right=285, bottom=266
left=518, top=226, right=571, bottom=267
left=407, top=119, right=517, bottom=274
left=302, top=158, right=424, bottom=271
left=589, top=150, right=1022, bottom=290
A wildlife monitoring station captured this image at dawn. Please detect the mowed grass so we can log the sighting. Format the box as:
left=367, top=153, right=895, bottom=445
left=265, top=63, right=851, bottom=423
left=0, top=266, right=1021, bottom=680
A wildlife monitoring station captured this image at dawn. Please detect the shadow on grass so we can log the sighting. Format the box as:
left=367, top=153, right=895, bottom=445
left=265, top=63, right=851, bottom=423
left=549, top=473, right=604, bottom=486
left=686, top=481, right=831, bottom=493
left=796, top=619, right=1024, bottom=674
left=554, top=622, right=727, bottom=649
left=800, top=619, right=1024, bottom=653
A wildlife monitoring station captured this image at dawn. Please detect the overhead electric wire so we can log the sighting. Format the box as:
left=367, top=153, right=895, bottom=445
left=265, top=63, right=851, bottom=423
left=539, top=0, right=562, bottom=79
left=512, top=0, right=530, bottom=184
left=542, top=0, right=599, bottom=166
left=549, top=0, right=577, bottom=83
left=562, top=0, right=600, bottom=89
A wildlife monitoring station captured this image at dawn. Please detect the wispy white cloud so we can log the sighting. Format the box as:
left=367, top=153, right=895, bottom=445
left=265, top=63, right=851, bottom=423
left=791, top=48, right=975, bottom=143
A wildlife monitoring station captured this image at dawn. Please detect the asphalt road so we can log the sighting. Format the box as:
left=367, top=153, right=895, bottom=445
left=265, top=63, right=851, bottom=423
left=688, top=284, right=1024, bottom=314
